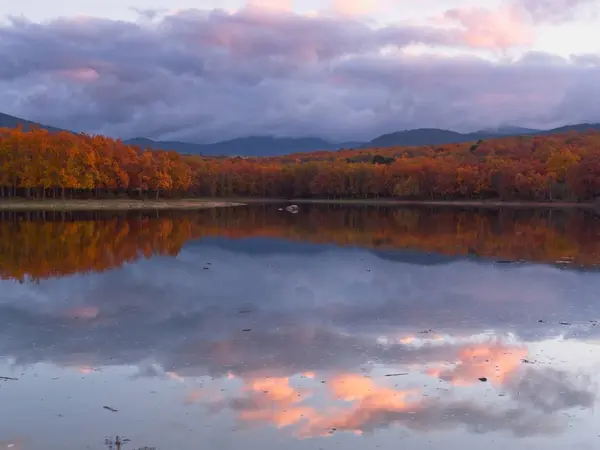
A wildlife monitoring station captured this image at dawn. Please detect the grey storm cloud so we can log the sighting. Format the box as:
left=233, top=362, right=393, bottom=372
left=0, top=6, right=599, bottom=142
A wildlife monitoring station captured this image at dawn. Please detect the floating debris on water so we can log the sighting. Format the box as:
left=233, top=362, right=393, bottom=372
left=0, top=376, right=18, bottom=381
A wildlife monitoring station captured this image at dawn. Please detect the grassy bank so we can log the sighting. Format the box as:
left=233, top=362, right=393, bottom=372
left=284, top=198, right=600, bottom=209
left=0, top=197, right=597, bottom=211
left=0, top=199, right=245, bottom=211
left=200, top=197, right=600, bottom=210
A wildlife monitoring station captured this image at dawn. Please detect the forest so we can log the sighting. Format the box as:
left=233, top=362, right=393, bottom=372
left=0, top=127, right=192, bottom=199
left=1, top=206, right=599, bottom=281
left=2, top=126, right=600, bottom=201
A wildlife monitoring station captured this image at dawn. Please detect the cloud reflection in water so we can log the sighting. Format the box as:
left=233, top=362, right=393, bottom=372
left=0, top=219, right=599, bottom=448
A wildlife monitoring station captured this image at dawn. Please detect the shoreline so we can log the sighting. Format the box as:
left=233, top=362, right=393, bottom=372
left=0, top=199, right=245, bottom=211
left=285, top=199, right=600, bottom=209
left=0, top=197, right=597, bottom=211
left=210, top=197, right=600, bottom=210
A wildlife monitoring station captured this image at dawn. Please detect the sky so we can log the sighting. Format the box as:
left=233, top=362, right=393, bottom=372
left=1, top=0, right=599, bottom=143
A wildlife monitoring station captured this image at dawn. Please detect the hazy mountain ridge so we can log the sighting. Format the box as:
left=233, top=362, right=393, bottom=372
left=125, top=135, right=342, bottom=157
left=0, top=112, right=64, bottom=133
left=2, top=112, right=600, bottom=157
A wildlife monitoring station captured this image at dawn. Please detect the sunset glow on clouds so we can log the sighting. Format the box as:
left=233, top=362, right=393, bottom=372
left=0, top=0, right=598, bottom=142
left=426, top=341, right=528, bottom=385
left=187, top=336, right=591, bottom=438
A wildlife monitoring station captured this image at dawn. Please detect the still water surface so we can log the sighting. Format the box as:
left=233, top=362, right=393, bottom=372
left=1, top=205, right=600, bottom=449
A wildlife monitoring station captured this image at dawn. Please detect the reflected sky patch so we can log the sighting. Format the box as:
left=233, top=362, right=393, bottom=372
left=1, top=214, right=600, bottom=449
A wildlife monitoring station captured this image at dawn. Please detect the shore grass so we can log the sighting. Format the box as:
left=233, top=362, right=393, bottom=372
left=196, top=197, right=600, bottom=210
left=0, top=197, right=597, bottom=211
left=283, top=198, right=600, bottom=209
left=0, top=198, right=245, bottom=211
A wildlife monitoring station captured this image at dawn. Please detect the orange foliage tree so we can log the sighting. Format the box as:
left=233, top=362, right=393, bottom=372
left=3, top=126, right=600, bottom=201
left=0, top=127, right=191, bottom=199
left=185, top=130, right=600, bottom=202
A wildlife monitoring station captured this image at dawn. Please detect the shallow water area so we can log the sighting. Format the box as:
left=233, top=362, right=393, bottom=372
left=1, top=205, right=600, bottom=449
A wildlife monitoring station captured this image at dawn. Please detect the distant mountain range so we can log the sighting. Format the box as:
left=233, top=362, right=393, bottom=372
left=0, top=112, right=64, bottom=133
left=124, top=136, right=346, bottom=157
left=367, top=124, right=600, bottom=148
left=2, top=111, right=600, bottom=157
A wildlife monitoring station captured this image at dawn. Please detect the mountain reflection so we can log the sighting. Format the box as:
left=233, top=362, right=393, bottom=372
left=2, top=205, right=600, bottom=281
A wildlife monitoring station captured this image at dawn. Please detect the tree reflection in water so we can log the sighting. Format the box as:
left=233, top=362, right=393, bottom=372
left=2, top=205, right=600, bottom=282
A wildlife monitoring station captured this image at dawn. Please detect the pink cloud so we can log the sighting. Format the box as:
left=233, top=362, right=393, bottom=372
left=246, top=0, right=292, bottom=11
left=61, top=305, right=100, bottom=319
left=58, top=68, right=100, bottom=82
left=443, top=4, right=534, bottom=51
left=300, top=374, right=421, bottom=436
left=236, top=377, right=319, bottom=429
left=331, top=0, right=381, bottom=16
left=167, top=6, right=465, bottom=66
left=426, top=342, right=528, bottom=386
left=166, top=371, right=185, bottom=382
left=185, top=386, right=224, bottom=405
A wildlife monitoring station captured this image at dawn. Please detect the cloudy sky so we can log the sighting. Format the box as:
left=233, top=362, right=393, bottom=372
left=1, top=0, right=599, bottom=143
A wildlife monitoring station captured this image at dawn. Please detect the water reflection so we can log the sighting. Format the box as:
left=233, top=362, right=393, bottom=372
left=177, top=338, right=594, bottom=440
left=2, top=205, right=600, bottom=282
left=1, top=206, right=600, bottom=449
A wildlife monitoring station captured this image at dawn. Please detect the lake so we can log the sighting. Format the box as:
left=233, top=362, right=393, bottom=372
left=1, top=204, right=600, bottom=450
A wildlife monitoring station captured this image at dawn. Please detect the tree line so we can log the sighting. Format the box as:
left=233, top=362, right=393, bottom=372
left=0, top=127, right=192, bottom=199
left=3, top=126, right=600, bottom=201
left=1, top=206, right=599, bottom=281
left=185, top=132, right=600, bottom=201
